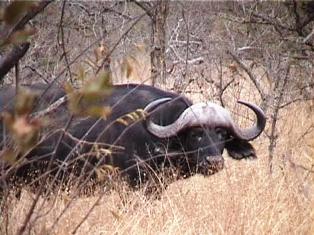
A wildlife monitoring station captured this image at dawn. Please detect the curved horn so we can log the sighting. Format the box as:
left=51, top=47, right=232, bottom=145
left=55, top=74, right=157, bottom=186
left=144, top=99, right=266, bottom=140
left=144, top=97, right=172, bottom=112
left=231, top=100, right=266, bottom=140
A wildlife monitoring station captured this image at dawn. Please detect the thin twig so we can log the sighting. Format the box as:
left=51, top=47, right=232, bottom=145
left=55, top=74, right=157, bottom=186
left=96, top=4, right=157, bottom=75
left=15, top=61, right=19, bottom=95
left=228, top=50, right=266, bottom=99
left=131, top=1, right=154, bottom=19
left=0, top=43, right=30, bottom=81
left=182, top=7, right=189, bottom=82
left=58, top=0, right=74, bottom=83
left=268, top=63, right=291, bottom=173
left=0, top=1, right=53, bottom=45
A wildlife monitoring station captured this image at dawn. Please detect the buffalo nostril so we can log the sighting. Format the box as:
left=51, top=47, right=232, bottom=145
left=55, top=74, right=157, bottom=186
left=206, top=155, right=223, bottom=163
left=206, top=155, right=224, bottom=170
left=197, top=156, right=224, bottom=175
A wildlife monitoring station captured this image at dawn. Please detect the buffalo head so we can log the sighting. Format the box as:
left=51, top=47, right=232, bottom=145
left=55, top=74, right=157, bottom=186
left=144, top=98, right=266, bottom=175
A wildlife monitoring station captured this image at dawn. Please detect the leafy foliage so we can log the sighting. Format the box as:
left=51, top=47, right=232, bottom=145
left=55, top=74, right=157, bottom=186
left=0, top=1, right=37, bottom=47
left=3, top=1, right=34, bottom=25
left=1, top=88, right=43, bottom=165
left=65, top=70, right=113, bottom=118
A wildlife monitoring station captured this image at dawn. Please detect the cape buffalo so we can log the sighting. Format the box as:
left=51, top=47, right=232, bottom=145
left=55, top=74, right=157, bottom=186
left=0, top=83, right=266, bottom=185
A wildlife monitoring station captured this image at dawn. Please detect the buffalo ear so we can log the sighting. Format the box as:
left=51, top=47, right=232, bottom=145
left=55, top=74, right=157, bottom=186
left=225, top=138, right=257, bottom=160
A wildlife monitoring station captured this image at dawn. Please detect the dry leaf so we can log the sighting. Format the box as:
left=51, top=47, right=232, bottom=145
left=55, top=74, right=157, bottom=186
left=0, top=149, right=18, bottom=166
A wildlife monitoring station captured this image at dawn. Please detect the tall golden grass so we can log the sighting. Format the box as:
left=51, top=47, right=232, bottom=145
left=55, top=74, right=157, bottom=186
left=1, top=98, right=313, bottom=235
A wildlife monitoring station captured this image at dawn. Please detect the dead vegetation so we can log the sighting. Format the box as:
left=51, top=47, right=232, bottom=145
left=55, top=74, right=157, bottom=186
left=0, top=1, right=314, bottom=235
left=1, top=97, right=313, bottom=235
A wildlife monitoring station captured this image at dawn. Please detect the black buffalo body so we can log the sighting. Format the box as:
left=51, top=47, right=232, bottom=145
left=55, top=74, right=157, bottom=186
left=0, top=84, right=266, bottom=184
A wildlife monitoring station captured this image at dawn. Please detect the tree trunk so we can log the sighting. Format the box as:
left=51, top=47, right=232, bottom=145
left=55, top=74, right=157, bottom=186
left=151, top=0, right=169, bottom=86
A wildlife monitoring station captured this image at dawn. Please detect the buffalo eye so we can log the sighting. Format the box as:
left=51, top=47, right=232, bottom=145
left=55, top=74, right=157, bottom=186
left=190, top=131, right=203, bottom=142
left=215, top=128, right=228, bottom=141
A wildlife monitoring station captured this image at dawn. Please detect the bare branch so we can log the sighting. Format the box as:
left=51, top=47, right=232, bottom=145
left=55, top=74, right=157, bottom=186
left=169, top=45, right=204, bottom=65
left=57, top=0, right=74, bottom=83
left=132, top=1, right=154, bottom=19
left=182, top=7, right=189, bottom=82
left=250, top=12, right=294, bottom=32
left=96, top=4, right=158, bottom=75
left=32, top=96, right=67, bottom=118
left=228, top=50, right=266, bottom=99
left=0, top=42, right=30, bottom=80
left=303, top=27, right=314, bottom=43
left=292, top=0, right=302, bottom=35
left=1, top=1, right=53, bottom=43
left=268, top=63, right=291, bottom=173
left=0, top=0, right=53, bottom=81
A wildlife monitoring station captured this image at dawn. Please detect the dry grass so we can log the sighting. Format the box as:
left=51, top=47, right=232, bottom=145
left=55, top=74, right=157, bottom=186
left=1, top=101, right=313, bottom=235
left=1, top=2, right=313, bottom=234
